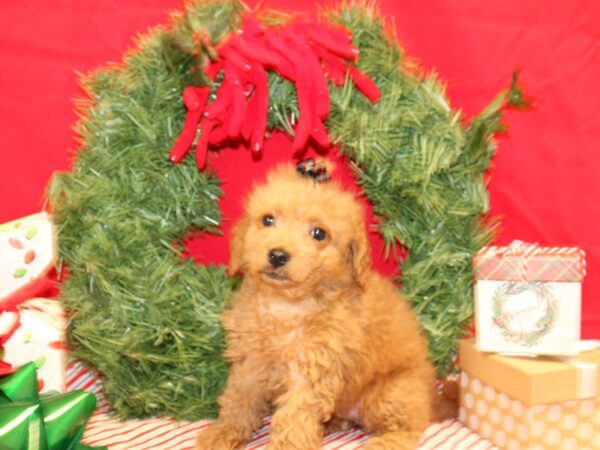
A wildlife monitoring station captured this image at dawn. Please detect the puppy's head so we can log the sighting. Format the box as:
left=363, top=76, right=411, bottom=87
left=229, top=161, right=372, bottom=296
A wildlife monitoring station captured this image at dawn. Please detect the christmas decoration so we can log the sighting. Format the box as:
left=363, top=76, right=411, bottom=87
left=47, top=0, right=524, bottom=419
left=296, top=158, right=330, bottom=182
left=0, top=362, right=103, bottom=450
left=491, top=282, right=558, bottom=347
left=459, top=339, right=600, bottom=449
left=168, top=15, right=380, bottom=169
left=0, top=298, right=67, bottom=393
left=0, top=212, right=56, bottom=309
left=474, top=241, right=586, bottom=355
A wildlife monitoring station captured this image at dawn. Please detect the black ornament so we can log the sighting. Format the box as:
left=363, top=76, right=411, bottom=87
left=296, top=158, right=330, bottom=183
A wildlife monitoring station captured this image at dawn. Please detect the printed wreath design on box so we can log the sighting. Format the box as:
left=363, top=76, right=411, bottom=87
left=492, top=282, right=558, bottom=347
left=48, top=0, right=523, bottom=419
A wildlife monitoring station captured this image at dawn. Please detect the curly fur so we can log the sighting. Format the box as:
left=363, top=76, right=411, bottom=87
left=196, top=163, right=435, bottom=450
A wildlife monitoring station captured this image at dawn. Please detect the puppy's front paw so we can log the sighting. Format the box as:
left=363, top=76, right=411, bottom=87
left=324, top=417, right=354, bottom=435
left=362, top=438, right=390, bottom=450
left=266, top=442, right=320, bottom=450
left=362, top=433, right=421, bottom=450
left=195, top=423, right=243, bottom=450
left=266, top=431, right=321, bottom=450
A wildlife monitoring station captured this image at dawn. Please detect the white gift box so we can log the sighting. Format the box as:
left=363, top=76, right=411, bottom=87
left=0, top=298, right=67, bottom=393
left=0, top=212, right=57, bottom=309
left=473, top=241, right=586, bottom=356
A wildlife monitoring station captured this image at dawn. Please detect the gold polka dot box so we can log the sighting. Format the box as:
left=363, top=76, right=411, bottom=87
left=459, top=339, right=600, bottom=449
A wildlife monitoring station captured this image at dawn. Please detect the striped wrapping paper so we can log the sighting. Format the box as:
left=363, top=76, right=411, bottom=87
left=68, top=362, right=498, bottom=449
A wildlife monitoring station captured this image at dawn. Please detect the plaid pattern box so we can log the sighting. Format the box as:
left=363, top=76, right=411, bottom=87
left=473, top=241, right=586, bottom=356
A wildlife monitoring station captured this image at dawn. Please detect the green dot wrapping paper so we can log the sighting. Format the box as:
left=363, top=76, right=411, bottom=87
left=0, top=212, right=57, bottom=309
left=0, top=298, right=67, bottom=393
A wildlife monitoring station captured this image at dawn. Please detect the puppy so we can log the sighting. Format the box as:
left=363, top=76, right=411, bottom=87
left=196, top=162, right=434, bottom=450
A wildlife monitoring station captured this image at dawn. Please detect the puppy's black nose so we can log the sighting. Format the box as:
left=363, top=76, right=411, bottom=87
left=268, top=248, right=290, bottom=268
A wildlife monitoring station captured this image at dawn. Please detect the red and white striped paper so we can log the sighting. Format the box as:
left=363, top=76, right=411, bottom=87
left=68, top=362, right=498, bottom=450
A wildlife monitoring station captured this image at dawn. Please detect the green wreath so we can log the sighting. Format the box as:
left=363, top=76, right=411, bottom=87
left=492, top=282, right=558, bottom=347
left=48, top=0, right=524, bottom=419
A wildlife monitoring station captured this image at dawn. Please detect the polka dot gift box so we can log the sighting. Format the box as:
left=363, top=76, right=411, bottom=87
left=459, top=339, right=600, bottom=449
left=473, top=241, right=586, bottom=356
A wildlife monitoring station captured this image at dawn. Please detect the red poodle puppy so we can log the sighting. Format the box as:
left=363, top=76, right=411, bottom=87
left=196, top=162, right=434, bottom=450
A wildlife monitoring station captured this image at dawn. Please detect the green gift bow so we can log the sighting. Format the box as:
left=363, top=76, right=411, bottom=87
left=0, top=363, right=106, bottom=450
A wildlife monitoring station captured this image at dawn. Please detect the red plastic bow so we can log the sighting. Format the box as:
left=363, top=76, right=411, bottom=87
left=168, top=15, right=381, bottom=170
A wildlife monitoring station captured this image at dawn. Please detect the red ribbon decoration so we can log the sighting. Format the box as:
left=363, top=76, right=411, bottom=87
left=168, top=15, right=381, bottom=170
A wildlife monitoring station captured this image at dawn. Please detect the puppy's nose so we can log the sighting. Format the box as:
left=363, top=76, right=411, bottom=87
left=268, top=248, right=290, bottom=268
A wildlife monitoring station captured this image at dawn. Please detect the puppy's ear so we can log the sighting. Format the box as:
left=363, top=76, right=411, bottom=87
left=349, top=224, right=372, bottom=289
left=228, top=216, right=250, bottom=276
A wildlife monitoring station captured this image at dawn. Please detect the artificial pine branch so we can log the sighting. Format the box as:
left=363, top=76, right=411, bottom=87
left=48, top=0, right=517, bottom=418
left=49, top=1, right=241, bottom=420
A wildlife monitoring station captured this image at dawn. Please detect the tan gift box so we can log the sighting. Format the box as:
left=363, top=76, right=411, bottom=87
left=459, top=339, right=600, bottom=449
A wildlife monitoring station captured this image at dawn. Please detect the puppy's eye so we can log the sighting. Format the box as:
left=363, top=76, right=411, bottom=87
left=311, top=227, right=327, bottom=241
left=262, top=214, right=275, bottom=227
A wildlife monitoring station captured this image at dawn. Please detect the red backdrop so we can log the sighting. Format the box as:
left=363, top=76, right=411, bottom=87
left=1, top=0, right=598, bottom=338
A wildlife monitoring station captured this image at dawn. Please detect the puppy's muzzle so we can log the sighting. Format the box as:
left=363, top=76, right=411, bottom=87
left=268, top=248, right=290, bottom=268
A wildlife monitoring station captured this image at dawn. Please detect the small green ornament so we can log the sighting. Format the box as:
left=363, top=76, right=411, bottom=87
left=34, top=356, right=47, bottom=369
left=25, top=226, right=38, bottom=240
left=13, top=267, right=27, bottom=278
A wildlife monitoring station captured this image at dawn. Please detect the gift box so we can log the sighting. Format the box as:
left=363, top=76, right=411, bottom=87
left=0, top=212, right=57, bottom=309
left=459, top=339, right=600, bottom=449
left=473, top=241, right=586, bottom=356
left=0, top=298, right=67, bottom=393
